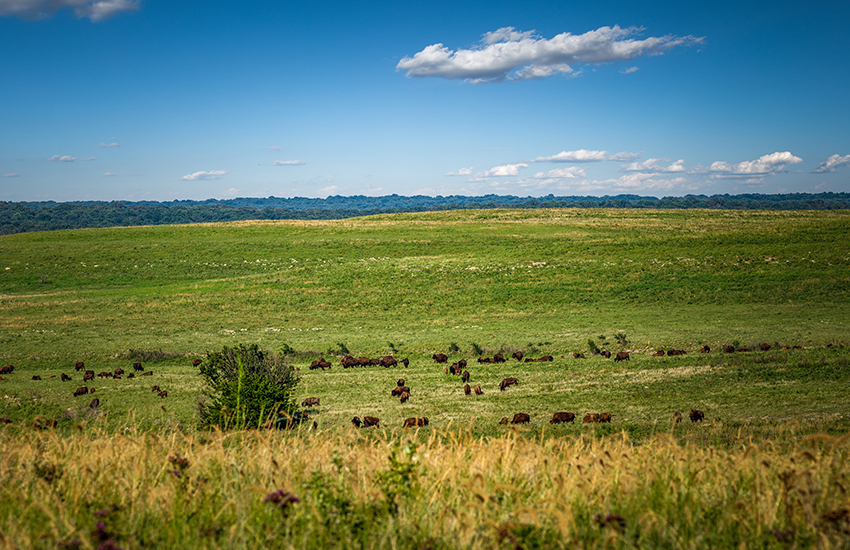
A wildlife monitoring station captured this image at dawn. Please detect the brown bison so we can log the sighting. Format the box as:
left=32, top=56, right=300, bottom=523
left=310, top=358, right=332, bottom=370
left=499, top=377, right=519, bottom=391
left=61, top=373, right=72, bottom=381
left=614, top=351, right=630, bottom=362
left=401, top=358, right=409, bottom=367
left=75, top=362, right=85, bottom=371
left=457, top=359, right=467, bottom=368
left=151, top=385, right=161, bottom=393
left=158, top=390, right=168, bottom=398
left=464, top=384, right=471, bottom=395
left=572, top=353, right=585, bottom=359
left=378, top=356, right=398, bottom=368
left=478, top=356, right=494, bottom=364
left=32, top=375, right=41, bottom=381
left=449, top=363, right=462, bottom=375
left=133, top=362, right=143, bottom=371
left=192, top=359, right=203, bottom=367
left=399, top=391, right=409, bottom=403
left=461, top=370, right=470, bottom=383
left=403, top=417, right=418, bottom=428
left=114, top=368, right=125, bottom=375
left=652, top=350, right=665, bottom=357
left=391, top=386, right=410, bottom=397
left=701, top=345, right=711, bottom=353
left=127, top=372, right=135, bottom=378
left=89, top=398, right=100, bottom=409
left=474, top=385, right=483, bottom=395
left=98, top=372, right=111, bottom=378
left=723, top=345, right=735, bottom=353
left=73, top=386, right=88, bottom=397
left=583, top=413, right=600, bottom=423
left=89, top=387, right=96, bottom=393
left=362, top=416, right=380, bottom=428
left=417, top=417, right=429, bottom=427
left=499, top=417, right=510, bottom=425
left=351, top=416, right=362, bottom=428
left=673, top=411, right=683, bottom=423
left=689, top=409, right=704, bottom=422
left=600, top=350, right=612, bottom=358
left=760, top=343, right=772, bottom=351
left=511, top=413, right=530, bottom=424
left=550, top=412, right=576, bottom=424
left=141, top=371, right=153, bottom=376
left=599, top=413, right=612, bottom=423
left=340, top=355, right=359, bottom=368
left=512, top=351, right=524, bottom=361
left=0, top=365, right=13, bottom=375
left=397, top=378, right=405, bottom=387
left=432, top=353, right=448, bottom=363
left=667, top=349, right=686, bottom=356
left=493, top=353, right=506, bottom=363
left=302, top=397, right=320, bottom=407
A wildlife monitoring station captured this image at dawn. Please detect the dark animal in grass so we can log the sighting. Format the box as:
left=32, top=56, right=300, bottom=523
left=737, top=347, right=751, bottom=353
left=760, top=343, right=772, bottom=351
left=511, top=413, right=530, bottom=424
left=133, top=362, right=143, bottom=371
left=614, top=351, right=630, bottom=362
left=499, top=377, right=519, bottom=391
left=192, top=359, right=203, bottom=367
left=89, top=398, right=100, bottom=409
left=512, top=351, right=524, bottom=362
left=600, top=350, right=611, bottom=358
left=478, top=356, right=493, bottom=364
left=525, top=356, right=554, bottom=363
left=61, top=373, right=72, bottom=381
left=310, top=358, right=331, bottom=370
left=397, top=378, right=405, bottom=387
left=599, top=413, right=612, bottom=423
left=362, top=416, right=380, bottom=428
left=75, top=362, right=85, bottom=371
left=461, top=370, right=470, bottom=383
left=652, top=350, right=665, bottom=357
left=351, top=416, right=362, bottom=428
left=32, top=375, right=41, bottom=381
left=573, top=353, right=585, bottom=359
left=464, top=384, right=471, bottom=395
left=493, top=353, right=506, bottom=363
left=158, top=390, right=168, bottom=398
left=403, top=417, right=418, bottom=428
left=379, top=356, right=398, bottom=368
left=141, top=371, right=153, bottom=376
left=723, top=346, right=735, bottom=353
left=127, top=372, right=134, bottom=378
left=113, top=375, right=121, bottom=379
left=457, top=359, right=467, bottom=368
left=583, top=413, right=600, bottom=423
left=449, top=363, right=462, bottom=375
left=89, top=387, right=95, bottom=393
left=689, top=409, right=704, bottom=422
left=499, top=417, right=510, bottom=425
left=340, top=355, right=358, bottom=368
left=73, top=386, right=88, bottom=397
left=302, top=397, right=320, bottom=407
left=701, top=346, right=711, bottom=353
left=391, top=386, right=410, bottom=397
left=399, top=391, right=409, bottom=404
left=151, top=385, right=161, bottom=393
left=401, top=358, right=409, bottom=367
left=474, top=385, right=483, bottom=395
left=114, top=368, right=125, bottom=375
left=0, top=365, right=13, bottom=375
left=432, top=353, right=448, bottom=363
left=667, top=349, right=686, bottom=356
left=673, top=411, right=683, bottom=423
left=550, top=412, right=576, bottom=424
left=98, top=372, right=111, bottom=378
left=417, top=417, right=429, bottom=427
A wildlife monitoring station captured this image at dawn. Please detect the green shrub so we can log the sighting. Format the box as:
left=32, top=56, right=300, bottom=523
left=198, top=343, right=299, bottom=429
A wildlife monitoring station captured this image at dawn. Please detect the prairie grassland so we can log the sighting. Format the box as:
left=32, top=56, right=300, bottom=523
left=1, top=426, right=849, bottom=549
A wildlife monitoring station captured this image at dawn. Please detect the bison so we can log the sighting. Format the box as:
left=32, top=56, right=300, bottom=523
left=701, top=345, right=711, bottom=353
left=572, top=353, right=585, bottom=359
left=0, top=365, right=13, bottom=375
left=461, top=370, right=470, bottom=383
left=403, top=417, right=418, bottom=428
left=401, top=358, right=409, bottom=367
left=32, top=375, right=41, bottom=381
left=141, top=371, right=153, bottom=376
left=493, top=353, right=506, bottom=363
left=98, top=372, right=111, bottom=378
left=464, top=384, right=471, bottom=395
left=89, top=398, right=100, bottom=409
left=583, top=413, right=600, bottom=423
left=391, top=386, right=411, bottom=397
left=599, top=350, right=612, bottom=358
left=511, top=413, right=530, bottom=424
left=397, top=378, right=405, bottom=387
left=550, top=412, right=576, bottom=424
left=340, top=355, right=359, bottom=368
left=60, top=373, right=72, bottom=381
left=75, top=362, right=85, bottom=371
left=351, top=416, right=362, bottom=428
left=478, top=356, right=494, bottom=364
left=399, top=391, right=409, bottom=403
left=158, top=390, right=168, bottom=398
left=673, top=411, right=683, bottom=423
left=114, top=368, right=125, bottom=375
left=667, top=349, right=686, bottom=356
left=302, top=397, right=320, bottom=407
left=133, top=362, right=143, bottom=371
left=723, top=345, right=735, bottom=353
left=432, top=353, right=448, bottom=364
left=73, top=386, right=88, bottom=397
left=379, top=356, right=398, bottom=368
left=614, top=351, right=630, bottom=362
left=417, top=417, right=429, bottom=427
left=192, top=359, right=203, bottom=367
left=512, top=351, right=524, bottom=362
left=599, top=413, right=612, bottom=423
left=151, top=385, right=161, bottom=393
left=474, top=385, right=483, bottom=395
left=760, top=343, right=772, bottom=351
left=310, top=359, right=332, bottom=370
left=689, top=409, right=704, bottom=422
left=362, top=416, right=380, bottom=428
left=499, top=417, right=510, bottom=425
left=499, top=377, right=519, bottom=391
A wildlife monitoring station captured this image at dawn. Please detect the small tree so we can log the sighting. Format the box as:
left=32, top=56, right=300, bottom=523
left=198, top=343, right=299, bottom=429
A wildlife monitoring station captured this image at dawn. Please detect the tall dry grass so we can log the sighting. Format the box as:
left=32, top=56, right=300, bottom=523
left=1, top=424, right=848, bottom=549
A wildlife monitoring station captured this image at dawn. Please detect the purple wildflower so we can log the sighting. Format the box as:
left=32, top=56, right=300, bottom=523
left=264, top=489, right=299, bottom=509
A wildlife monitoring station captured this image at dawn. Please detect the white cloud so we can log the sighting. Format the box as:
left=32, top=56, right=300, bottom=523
left=102, top=172, right=117, bottom=176
left=532, top=149, right=641, bottom=163
left=0, top=0, right=140, bottom=21
left=3, top=173, right=19, bottom=177
left=49, top=155, right=76, bottom=162
left=99, top=142, right=120, bottom=148
left=812, top=154, right=850, bottom=173
left=532, top=167, right=586, bottom=179
left=222, top=187, right=240, bottom=196
left=397, top=25, right=703, bottom=83
left=620, top=158, right=685, bottom=172
left=482, top=163, right=528, bottom=176
left=702, top=151, right=802, bottom=178
left=620, top=66, right=639, bottom=74
left=82, top=157, right=97, bottom=161
left=445, top=167, right=474, bottom=176
left=272, top=160, right=306, bottom=166
left=181, top=169, right=230, bottom=181
left=319, top=185, right=340, bottom=195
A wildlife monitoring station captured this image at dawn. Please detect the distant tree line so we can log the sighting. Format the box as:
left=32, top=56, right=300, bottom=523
left=1, top=192, right=848, bottom=235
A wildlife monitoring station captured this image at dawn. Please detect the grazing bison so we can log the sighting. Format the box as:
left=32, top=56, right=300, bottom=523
left=689, top=409, right=704, bottom=422
left=583, top=413, right=600, bottom=423
left=82, top=372, right=94, bottom=382
left=127, top=373, right=135, bottom=379
left=397, top=378, right=405, bottom=387
left=478, top=356, right=494, bottom=364
left=141, top=371, right=153, bottom=376
left=133, top=362, right=143, bottom=371
left=723, top=346, right=735, bottom=353
left=399, top=391, right=409, bottom=403
left=151, top=385, right=161, bottom=393
left=302, top=397, right=320, bottom=407
left=158, top=390, right=168, bottom=398
left=499, top=417, right=510, bottom=425
left=550, top=412, right=576, bottom=424
left=98, top=372, right=111, bottom=378
left=417, top=417, right=429, bottom=427
left=60, top=373, right=72, bottom=381
left=600, top=350, right=612, bottom=358
left=310, top=358, right=332, bottom=370
left=0, top=365, right=13, bottom=375
left=499, top=377, right=519, bottom=391
left=362, top=416, right=380, bottom=428
left=512, top=351, right=524, bottom=362
left=449, top=363, right=462, bottom=375
left=474, top=385, right=483, bottom=395
left=89, top=387, right=96, bottom=393
left=511, top=413, right=530, bottom=424
left=667, top=349, right=686, bottom=356
left=760, top=343, right=772, bottom=351
left=673, top=411, right=683, bottom=423
left=391, top=386, right=411, bottom=397
left=432, top=353, right=448, bottom=364
left=403, top=417, right=418, bottom=428
left=75, top=362, right=85, bottom=371
left=89, top=398, right=100, bottom=409
left=461, top=370, right=470, bottom=383
left=114, top=368, right=125, bottom=375
left=493, top=353, right=506, bottom=363
left=652, top=350, right=665, bottom=357
left=464, top=384, right=471, bottom=395
left=113, top=375, right=122, bottom=379
left=457, top=359, right=467, bottom=368
left=379, top=356, right=398, bottom=368
left=73, top=386, right=88, bottom=397
left=401, top=358, right=409, bottom=367
left=701, top=345, right=711, bottom=353
left=351, top=416, right=362, bottom=428
left=614, top=351, right=630, bottom=362
left=192, top=359, right=203, bottom=367
left=32, top=375, right=41, bottom=381
left=599, top=413, right=612, bottom=423
left=525, top=356, right=554, bottom=363
left=340, top=355, right=359, bottom=368
left=573, top=353, right=585, bottom=359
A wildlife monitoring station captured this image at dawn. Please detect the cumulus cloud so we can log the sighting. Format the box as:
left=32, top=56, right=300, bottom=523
left=99, top=142, right=120, bottom=148
left=701, top=151, right=802, bottom=178
left=532, top=149, right=641, bottom=163
left=181, top=169, right=229, bottom=181
left=446, top=167, right=474, bottom=176
left=620, top=158, right=685, bottom=172
left=49, top=155, right=76, bottom=162
left=272, top=160, right=306, bottom=166
left=812, top=154, right=850, bottom=173
left=532, top=167, right=587, bottom=179
left=397, top=25, right=703, bottom=83
left=0, top=0, right=140, bottom=21
left=482, top=163, right=528, bottom=176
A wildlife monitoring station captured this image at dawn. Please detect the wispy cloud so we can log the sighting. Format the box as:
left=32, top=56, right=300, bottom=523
left=620, top=158, right=685, bottom=172
left=532, top=149, right=641, bottom=163
left=446, top=167, right=474, bottom=176
left=696, top=151, right=802, bottom=179
left=102, top=172, right=117, bottom=176
left=181, top=170, right=230, bottom=181
left=812, top=154, right=850, bottom=173
left=49, top=155, right=76, bottom=162
left=3, top=173, right=19, bottom=177
left=482, top=163, right=528, bottom=176
left=620, top=66, right=639, bottom=74
left=532, top=166, right=587, bottom=179
left=99, top=142, right=120, bottom=148
left=272, top=160, right=306, bottom=166
left=0, top=0, right=141, bottom=21
left=397, top=25, right=703, bottom=83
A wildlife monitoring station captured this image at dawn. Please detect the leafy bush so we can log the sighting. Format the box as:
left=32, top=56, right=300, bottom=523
left=198, top=344, right=299, bottom=429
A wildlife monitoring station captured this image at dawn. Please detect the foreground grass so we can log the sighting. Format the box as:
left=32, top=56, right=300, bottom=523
left=1, top=426, right=848, bottom=549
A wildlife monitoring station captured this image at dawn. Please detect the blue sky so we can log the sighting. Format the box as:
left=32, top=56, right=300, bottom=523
left=1, top=0, right=848, bottom=201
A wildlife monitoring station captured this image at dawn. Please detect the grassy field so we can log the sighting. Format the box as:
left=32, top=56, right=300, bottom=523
left=1, top=208, right=849, bottom=548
